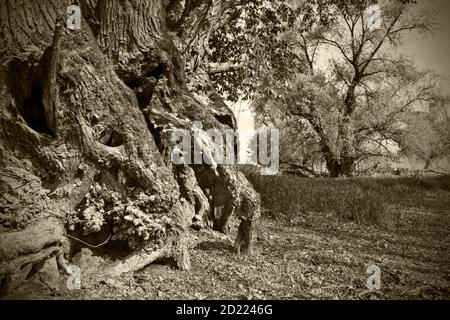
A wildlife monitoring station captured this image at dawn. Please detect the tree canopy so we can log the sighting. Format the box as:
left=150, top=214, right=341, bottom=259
left=209, top=0, right=450, bottom=176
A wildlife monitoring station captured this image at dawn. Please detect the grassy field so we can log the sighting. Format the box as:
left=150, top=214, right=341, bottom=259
left=9, top=174, right=450, bottom=300
left=246, top=171, right=450, bottom=225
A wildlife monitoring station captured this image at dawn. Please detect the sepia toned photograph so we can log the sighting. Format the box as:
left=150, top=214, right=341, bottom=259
left=0, top=0, right=449, bottom=302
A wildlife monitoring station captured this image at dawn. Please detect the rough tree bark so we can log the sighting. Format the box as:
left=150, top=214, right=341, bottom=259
left=0, top=0, right=260, bottom=295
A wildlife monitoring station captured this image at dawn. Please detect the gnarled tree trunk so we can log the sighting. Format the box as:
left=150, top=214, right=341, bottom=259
left=0, top=0, right=260, bottom=295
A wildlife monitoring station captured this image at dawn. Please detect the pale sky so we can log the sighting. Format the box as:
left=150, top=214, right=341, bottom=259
left=402, top=0, right=450, bottom=93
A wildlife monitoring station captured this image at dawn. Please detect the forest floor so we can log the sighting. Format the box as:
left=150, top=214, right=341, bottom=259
left=9, top=176, right=450, bottom=299
left=72, top=206, right=450, bottom=299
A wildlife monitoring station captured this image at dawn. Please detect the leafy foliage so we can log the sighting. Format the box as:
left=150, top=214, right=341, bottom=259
left=398, top=95, right=450, bottom=168
left=209, top=0, right=307, bottom=101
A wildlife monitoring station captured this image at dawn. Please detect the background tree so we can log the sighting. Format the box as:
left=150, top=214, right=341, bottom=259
left=249, top=0, right=443, bottom=176
left=398, top=94, right=450, bottom=172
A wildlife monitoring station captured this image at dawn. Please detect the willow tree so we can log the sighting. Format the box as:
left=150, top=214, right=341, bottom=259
left=251, top=0, right=438, bottom=177
left=0, top=0, right=260, bottom=295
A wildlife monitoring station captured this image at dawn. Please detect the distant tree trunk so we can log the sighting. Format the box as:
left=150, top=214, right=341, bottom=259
left=0, top=0, right=260, bottom=295
left=337, top=83, right=357, bottom=177
left=324, top=156, right=355, bottom=177
left=323, top=147, right=355, bottom=178
left=424, top=160, right=431, bottom=171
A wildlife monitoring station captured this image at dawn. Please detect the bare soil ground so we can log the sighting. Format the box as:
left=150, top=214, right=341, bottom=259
left=9, top=198, right=450, bottom=300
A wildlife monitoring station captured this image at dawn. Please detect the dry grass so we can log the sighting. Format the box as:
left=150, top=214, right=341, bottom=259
left=242, top=166, right=450, bottom=225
